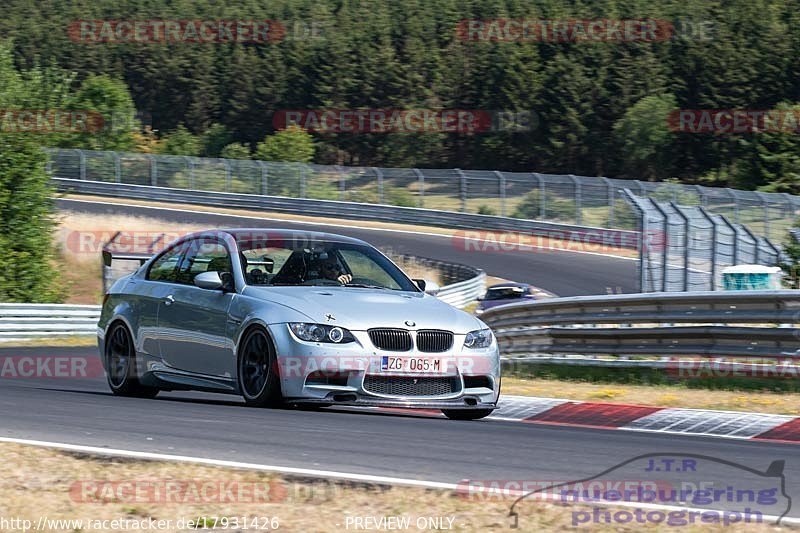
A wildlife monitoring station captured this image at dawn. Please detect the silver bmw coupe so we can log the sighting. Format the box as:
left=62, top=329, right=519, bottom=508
left=98, top=229, right=500, bottom=420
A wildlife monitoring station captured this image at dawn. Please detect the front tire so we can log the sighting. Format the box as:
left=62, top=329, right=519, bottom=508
left=105, top=322, right=159, bottom=398
left=238, top=327, right=283, bottom=407
left=442, top=409, right=493, bottom=420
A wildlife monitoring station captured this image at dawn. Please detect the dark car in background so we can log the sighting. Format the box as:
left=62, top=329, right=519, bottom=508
left=475, top=283, right=535, bottom=315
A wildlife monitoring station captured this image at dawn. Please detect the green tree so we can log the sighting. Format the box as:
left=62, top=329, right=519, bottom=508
left=255, top=125, right=314, bottom=163
left=0, top=135, right=63, bottom=302
left=220, top=142, right=252, bottom=160
left=158, top=125, right=200, bottom=157
left=613, top=94, right=677, bottom=181
left=66, top=74, right=138, bottom=151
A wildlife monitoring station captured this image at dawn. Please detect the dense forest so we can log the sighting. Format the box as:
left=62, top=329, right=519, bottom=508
left=3, top=0, right=800, bottom=192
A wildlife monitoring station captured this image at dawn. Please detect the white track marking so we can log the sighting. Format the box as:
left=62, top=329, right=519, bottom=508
left=1, top=436, right=797, bottom=526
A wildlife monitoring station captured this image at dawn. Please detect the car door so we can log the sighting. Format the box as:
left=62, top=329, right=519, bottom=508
left=134, top=241, right=187, bottom=358
left=157, top=237, right=237, bottom=378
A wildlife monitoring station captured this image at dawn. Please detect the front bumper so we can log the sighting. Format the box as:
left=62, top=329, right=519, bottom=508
left=267, top=324, right=501, bottom=410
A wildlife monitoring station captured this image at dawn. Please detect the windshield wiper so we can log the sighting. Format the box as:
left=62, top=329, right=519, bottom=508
left=344, top=283, right=391, bottom=290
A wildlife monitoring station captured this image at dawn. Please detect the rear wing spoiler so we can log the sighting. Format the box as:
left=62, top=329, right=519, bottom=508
left=101, top=231, right=165, bottom=267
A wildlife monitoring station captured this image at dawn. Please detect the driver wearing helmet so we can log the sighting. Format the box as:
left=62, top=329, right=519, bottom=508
left=318, top=255, right=352, bottom=285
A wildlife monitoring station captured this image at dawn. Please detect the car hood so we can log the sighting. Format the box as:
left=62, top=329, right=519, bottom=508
left=243, top=286, right=482, bottom=333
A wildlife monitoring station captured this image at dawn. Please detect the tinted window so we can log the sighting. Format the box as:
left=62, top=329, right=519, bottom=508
left=175, top=239, right=232, bottom=285
left=146, top=243, right=185, bottom=282
left=484, top=287, right=526, bottom=300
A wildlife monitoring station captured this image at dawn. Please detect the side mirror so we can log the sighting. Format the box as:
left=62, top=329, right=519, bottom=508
left=414, top=279, right=440, bottom=296
left=194, top=271, right=225, bottom=290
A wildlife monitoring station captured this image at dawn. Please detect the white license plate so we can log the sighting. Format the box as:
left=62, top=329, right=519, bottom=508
left=381, top=356, right=446, bottom=374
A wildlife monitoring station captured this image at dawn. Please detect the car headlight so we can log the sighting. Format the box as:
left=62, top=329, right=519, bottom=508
left=289, top=323, right=355, bottom=344
left=464, top=328, right=493, bottom=349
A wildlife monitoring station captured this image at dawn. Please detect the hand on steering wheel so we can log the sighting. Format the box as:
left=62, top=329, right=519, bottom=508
left=337, top=273, right=353, bottom=284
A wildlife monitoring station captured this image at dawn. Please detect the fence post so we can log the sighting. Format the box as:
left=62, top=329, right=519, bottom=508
left=45, top=150, right=53, bottom=176
left=697, top=206, right=718, bottom=291
left=223, top=159, right=232, bottom=193
left=337, top=165, right=346, bottom=201
left=531, top=173, right=545, bottom=219
left=694, top=185, right=707, bottom=206
left=494, top=171, right=506, bottom=217
left=79, top=150, right=87, bottom=181
left=741, top=224, right=760, bottom=264
left=600, top=177, right=614, bottom=227
left=184, top=157, right=195, bottom=189
left=569, top=174, right=582, bottom=225
left=413, top=168, right=425, bottom=208
left=670, top=202, right=690, bottom=292
left=651, top=200, right=671, bottom=292
left=726, top=188, right=740, bottom=224
left=148, top=154, right=158, bottom=186
left=259, top=161, right=269, bottom=195
left=373, top=167, right=384, bottom=204
left=457, top=168, right=467, bottom=212
left=114, top=152, right=121, bottom=183
left=301, top=164, right=308, bottom=198
left=621, top=189, right=648, bottom=292
left=755, top=191, right=771, bottom=239
left=718, top=215, right=739, bottom=266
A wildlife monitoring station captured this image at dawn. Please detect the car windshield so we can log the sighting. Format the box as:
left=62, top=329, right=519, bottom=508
left=484, top=287, right=526, bottom=300
left=236, top=236, right=419, bottom=291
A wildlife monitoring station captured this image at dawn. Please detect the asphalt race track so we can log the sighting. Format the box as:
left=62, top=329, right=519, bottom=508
left=0, top=347, right=799, bottom=520
left=56, top=197, right=638, bottom=296
left=1, top=198, right=790, bottom=522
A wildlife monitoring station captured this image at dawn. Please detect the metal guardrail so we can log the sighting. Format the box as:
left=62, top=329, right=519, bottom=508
left=0, top=304, right=100, bottom=341
left=482, top=291, right=800, bottom=359
left=54, top=177, right=638, bottom=249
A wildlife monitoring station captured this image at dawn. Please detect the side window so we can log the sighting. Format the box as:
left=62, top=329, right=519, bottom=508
left=175, top=239, right=232, bottom=286
left=146, top=244, right=185, bottom=282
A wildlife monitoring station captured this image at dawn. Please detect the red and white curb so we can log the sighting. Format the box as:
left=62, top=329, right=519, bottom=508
left=378, top=395, right=800, bottom=443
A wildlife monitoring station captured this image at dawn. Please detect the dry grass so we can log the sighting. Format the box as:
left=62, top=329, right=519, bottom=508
left=0, top=443, right=785, bottom=532
left=502, top=377, right=800, bottom=416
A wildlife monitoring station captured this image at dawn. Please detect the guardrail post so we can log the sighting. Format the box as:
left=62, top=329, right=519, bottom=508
left=373, top=167, right=384, bottom=204
left=413, top=168, right=425, bottom=208
left=495, top=171, right=506, bottom=217
left=569, top=175, right=582, bottom=225
left=457, top=169, right=467, bottom=212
